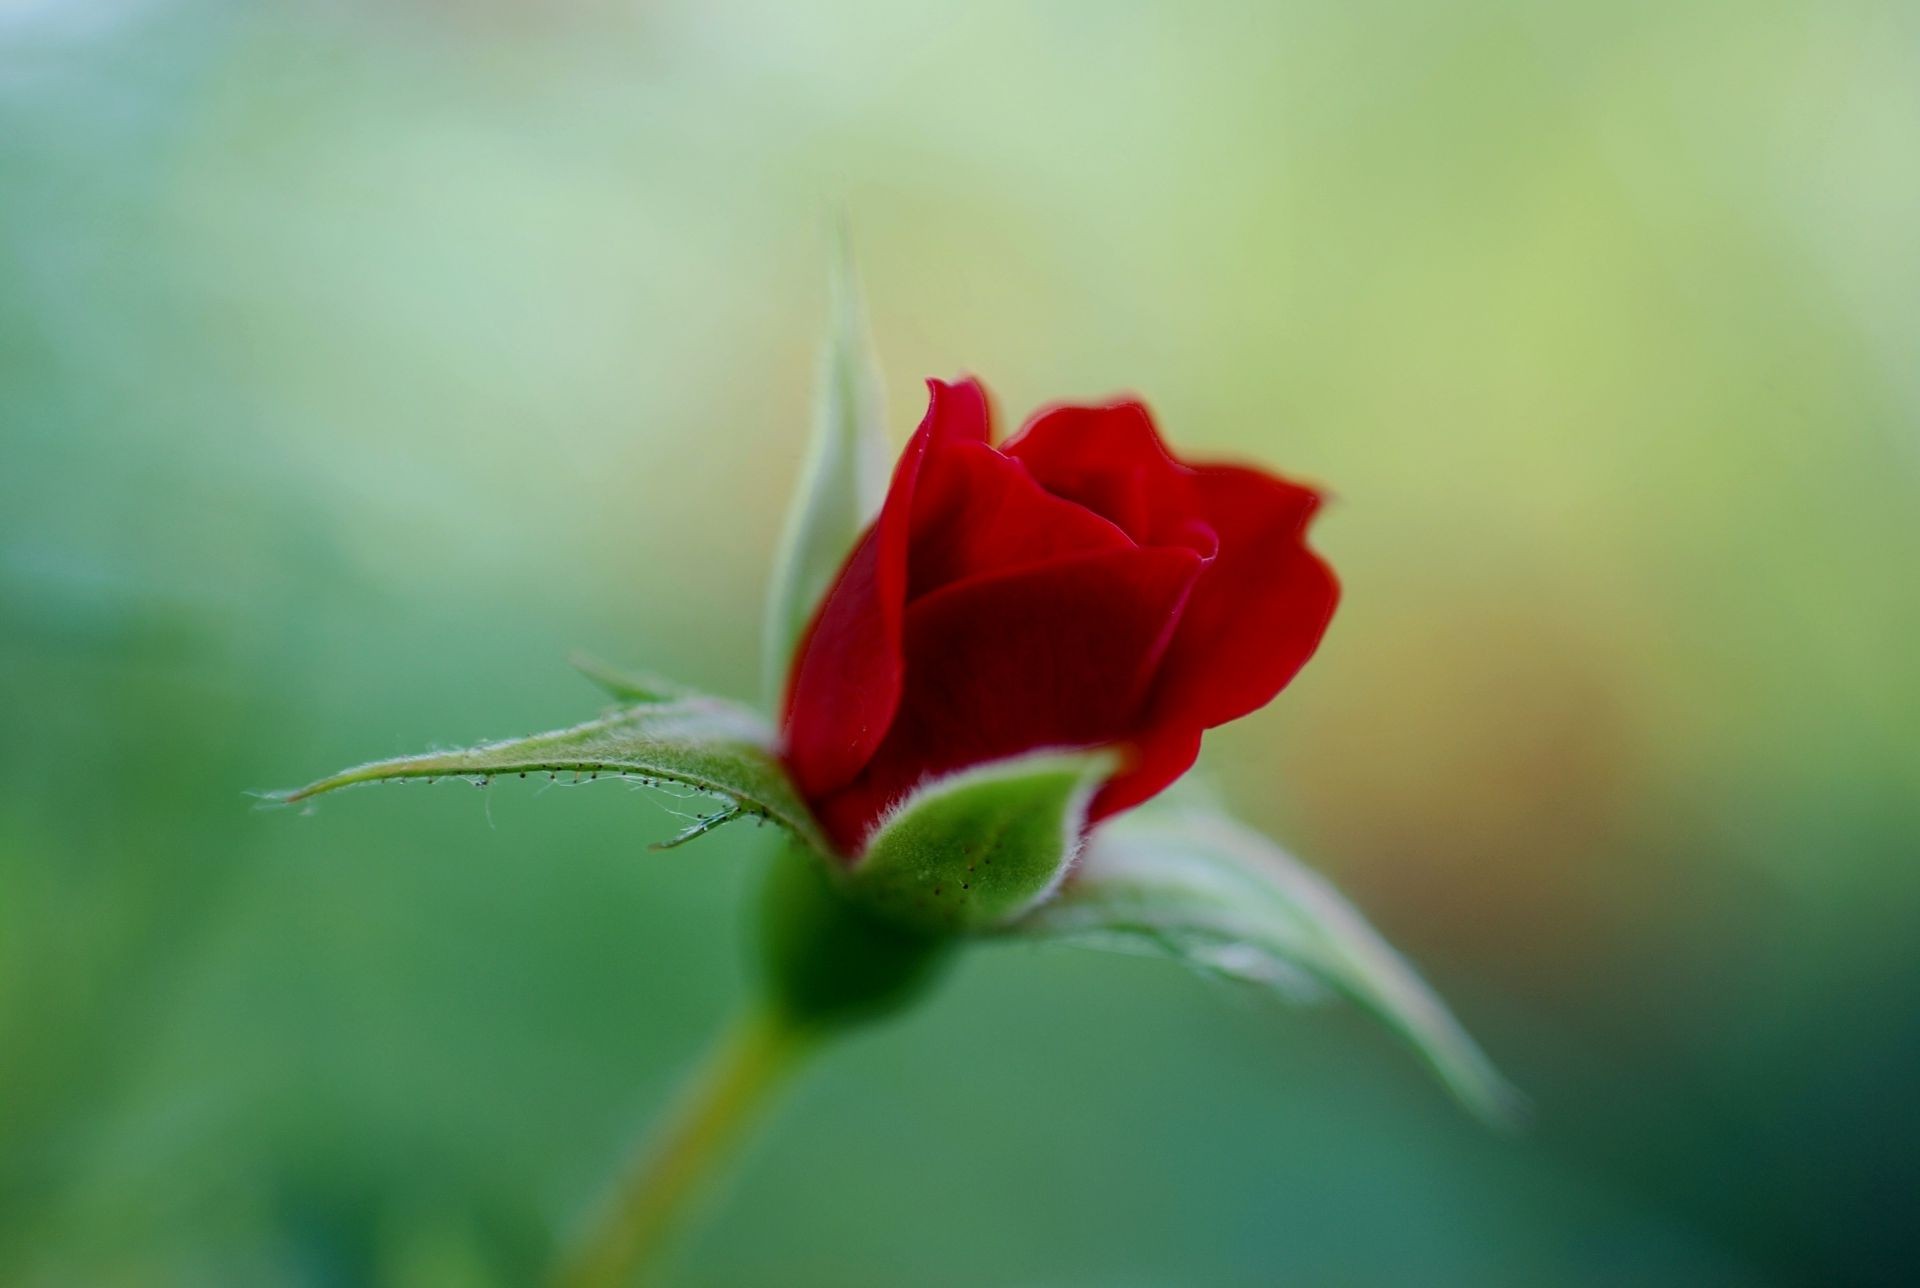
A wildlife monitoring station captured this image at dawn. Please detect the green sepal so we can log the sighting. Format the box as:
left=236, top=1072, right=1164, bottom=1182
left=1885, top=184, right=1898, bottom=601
left=761, top=227, right=891, bottom=706
left=844, top=750, right=1116, bottom=935
left=269, top=692, right=830, bottom=855
left=1012, top=796, right=1523, bottom=1126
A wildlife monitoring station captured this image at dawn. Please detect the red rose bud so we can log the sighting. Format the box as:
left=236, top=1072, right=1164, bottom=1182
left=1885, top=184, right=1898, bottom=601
left=781, top=377, right=1339, bottom=857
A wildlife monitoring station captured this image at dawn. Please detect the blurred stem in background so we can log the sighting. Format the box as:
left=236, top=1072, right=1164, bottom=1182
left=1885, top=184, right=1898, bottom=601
left=553, top=1005, right=816, bottom=1288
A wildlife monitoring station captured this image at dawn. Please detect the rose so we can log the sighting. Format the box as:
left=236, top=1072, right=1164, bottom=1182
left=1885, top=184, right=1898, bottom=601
left=781, top=377, right=1339, bottom=855
left=281, top=295, right=1510, bottom=1288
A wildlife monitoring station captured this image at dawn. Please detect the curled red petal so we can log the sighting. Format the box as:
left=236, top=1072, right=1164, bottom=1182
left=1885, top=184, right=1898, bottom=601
left=1149, top=464, right=1339, bottom=731
left=1000, top=400, right=1206, bottom=550
left=921, top=373, right=994, bottom=446
left=904, top=439, right=1134, bottom=600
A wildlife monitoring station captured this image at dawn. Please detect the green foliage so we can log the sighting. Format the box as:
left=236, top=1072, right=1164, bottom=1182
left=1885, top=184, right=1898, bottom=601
left=1015, top=797, right=1523, bottom=1126
left=271, top=694, right=830, bottom=855
left=845, top=751, right=1114, bottom=934
left=760, top=227, right=891, bottom=706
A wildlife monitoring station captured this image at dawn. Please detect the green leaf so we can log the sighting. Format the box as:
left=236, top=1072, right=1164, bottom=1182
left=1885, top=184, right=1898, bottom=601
left=1013, top=799, right=1523, bottom=1125
left=269, top=694, right=830, bottom=854
left=761, top=225, right=891, bottom=705
left=844, top=751, right=1115, bottom=935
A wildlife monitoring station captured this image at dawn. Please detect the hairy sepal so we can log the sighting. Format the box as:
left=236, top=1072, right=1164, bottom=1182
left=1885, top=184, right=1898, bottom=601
left=844, top=750, right=1115, bottom=935
left=1013, top=796, right=1523, bottom=1126
left=269, top=693, right=829, bottom=854
left=761, top=227, right=891, bottom=705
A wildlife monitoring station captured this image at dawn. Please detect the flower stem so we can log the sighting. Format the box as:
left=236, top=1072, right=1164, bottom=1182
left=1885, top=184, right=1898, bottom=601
left=552, top=1006, right=815, bottom=1288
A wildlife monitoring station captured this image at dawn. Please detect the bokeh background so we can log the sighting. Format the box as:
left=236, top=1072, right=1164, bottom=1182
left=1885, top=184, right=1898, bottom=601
left=5, top=1, right=1917, bottom=1283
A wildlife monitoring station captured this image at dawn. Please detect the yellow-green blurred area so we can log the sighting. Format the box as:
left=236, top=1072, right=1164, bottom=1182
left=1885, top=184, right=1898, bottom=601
left=4, top=0, right=1917, bottom=1283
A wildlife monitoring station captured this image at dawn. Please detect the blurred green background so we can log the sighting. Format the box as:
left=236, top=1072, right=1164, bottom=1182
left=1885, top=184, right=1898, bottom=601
left=4, top=1, right=1917, bottom=1283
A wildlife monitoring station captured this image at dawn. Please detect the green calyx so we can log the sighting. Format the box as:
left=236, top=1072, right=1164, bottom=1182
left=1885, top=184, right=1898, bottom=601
left=840, top=750, right=1116, bottom=935
left=754, top=750, right=1115, bottom=1031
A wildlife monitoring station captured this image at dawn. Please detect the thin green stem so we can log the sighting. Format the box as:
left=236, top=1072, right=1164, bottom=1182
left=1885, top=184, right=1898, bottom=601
left=551, top=1006, right=815, bottom=1288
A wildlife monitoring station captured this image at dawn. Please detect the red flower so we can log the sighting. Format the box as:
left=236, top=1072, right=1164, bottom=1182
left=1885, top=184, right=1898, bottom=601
left=781, top=377, right=1339, bottom=856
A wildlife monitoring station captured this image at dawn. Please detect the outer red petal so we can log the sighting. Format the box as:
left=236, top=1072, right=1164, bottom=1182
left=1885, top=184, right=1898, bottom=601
left=810, top=545, right=1204, bottom=853
left=1148, top=464, right=1339, bottom=731
left=782, top=378, right=991, bottom=798
left=1087, top=722, right=1203, bottom=823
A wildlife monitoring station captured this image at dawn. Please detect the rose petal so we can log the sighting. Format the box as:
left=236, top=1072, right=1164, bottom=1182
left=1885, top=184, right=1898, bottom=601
left=782, top=377, right=991, bottom=798
left=811, top=544, right=1204, bottom=852
left=905, top=439, right=1135, bottom=600
left=1149, top=464, right=1338, bottom=730
left=1087, top=722, right=1204, bottom=823
left=1001, top=400, right=1206, bottom=550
